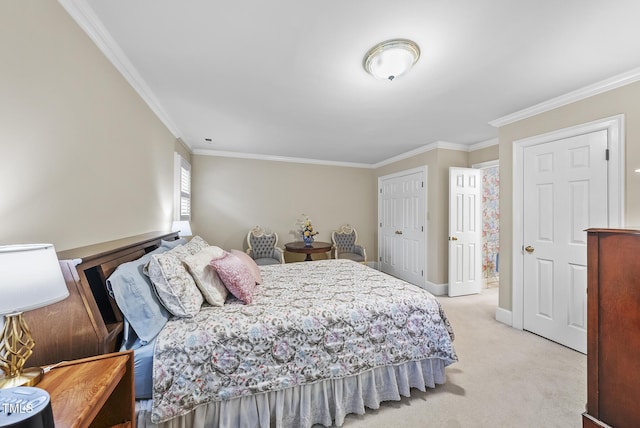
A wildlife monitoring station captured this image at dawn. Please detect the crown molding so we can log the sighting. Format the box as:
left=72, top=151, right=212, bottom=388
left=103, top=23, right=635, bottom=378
left=490, top=66, right=640, bottom=128
left=193, top=149, right=373, bottom=169
left=371, top=139, right=496, bottom=168
left=57, top=0, right=184, bottom=141
left=469, top=137, right=498, bottom=151
left=372, top=141, right=460, bottom=168
left=196, top=138, right=492, bottom=169
left=176, top=138, right=193, bottom=154
left=434, top=141, right=473, bottom=152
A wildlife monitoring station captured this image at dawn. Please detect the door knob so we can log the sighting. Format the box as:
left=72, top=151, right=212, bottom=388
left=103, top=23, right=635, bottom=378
left=525, top=245, right=535, bottom=253
left=395, top=230, right=403, bottom=235
left=449, top=236, right=458, bottom=241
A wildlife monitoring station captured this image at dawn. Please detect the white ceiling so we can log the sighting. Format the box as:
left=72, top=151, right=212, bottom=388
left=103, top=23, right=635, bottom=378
left=62, top=0, right=640, bottom=165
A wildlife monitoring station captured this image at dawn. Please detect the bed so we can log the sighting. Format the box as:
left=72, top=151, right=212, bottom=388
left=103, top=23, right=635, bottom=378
left=35, top=233, right=457, bottom=428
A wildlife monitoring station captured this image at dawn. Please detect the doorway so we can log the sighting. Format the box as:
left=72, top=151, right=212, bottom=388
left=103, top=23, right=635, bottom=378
left=474, top=161, right=500, bottom=289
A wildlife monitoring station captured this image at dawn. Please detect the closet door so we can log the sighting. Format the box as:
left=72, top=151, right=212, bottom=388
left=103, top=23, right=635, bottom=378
left=378, top=168, right=426, bottom=287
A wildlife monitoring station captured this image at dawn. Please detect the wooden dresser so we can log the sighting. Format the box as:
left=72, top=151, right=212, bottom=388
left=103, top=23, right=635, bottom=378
left=583, top=228, right=640, bottom=427
left=24, top=231, right=178, bottom=367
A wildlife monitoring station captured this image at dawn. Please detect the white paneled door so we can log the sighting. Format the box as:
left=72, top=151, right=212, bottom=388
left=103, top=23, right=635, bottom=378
left=448, top=168, right=482, bottom=297
left=523, top=130, right=608, bottom=353
left=379, top=168, right=426, bottom=287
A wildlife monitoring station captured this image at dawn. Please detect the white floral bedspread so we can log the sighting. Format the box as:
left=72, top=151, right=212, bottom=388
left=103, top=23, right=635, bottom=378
left=152, top=259, right=457, bottom=423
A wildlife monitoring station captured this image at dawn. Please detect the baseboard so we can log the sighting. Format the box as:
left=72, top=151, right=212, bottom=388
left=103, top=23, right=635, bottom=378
left=425, top=281, right=448, bottom=296
left=368, top=267, right=447, bottom=296
left=495, top=306, right=513, bottom=326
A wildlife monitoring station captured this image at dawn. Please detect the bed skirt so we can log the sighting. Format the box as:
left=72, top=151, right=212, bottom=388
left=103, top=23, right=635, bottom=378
left=136, top=358, right=447, bottom=428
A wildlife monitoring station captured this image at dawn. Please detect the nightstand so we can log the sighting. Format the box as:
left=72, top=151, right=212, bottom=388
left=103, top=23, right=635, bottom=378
left=37, top=351, right=134, bottom=428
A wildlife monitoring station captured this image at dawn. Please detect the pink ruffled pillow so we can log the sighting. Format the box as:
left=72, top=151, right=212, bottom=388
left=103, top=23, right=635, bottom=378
left=230, top=249, right=263, bottom=284
left=210, top=251, right=256, bottom=303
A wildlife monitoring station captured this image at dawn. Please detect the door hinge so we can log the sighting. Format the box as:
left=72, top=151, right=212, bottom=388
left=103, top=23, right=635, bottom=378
left=421, top=181, right=424, bottom=188
left=379, top=256, right=382, bottom=262
left=606, top=149, right=610, bottom=161
left=380, top=222, right=382, bottom=227
left=421, top=226, right=424, bottom=232
left=421, top=270, right=424, bottom=277
left=379, top=188, right=382, bottom=193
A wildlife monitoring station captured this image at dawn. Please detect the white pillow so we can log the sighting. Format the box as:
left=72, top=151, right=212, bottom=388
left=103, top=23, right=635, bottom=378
left=147, top=251, right=203, bottom=317
left=143, top=236, right=208, bottom=276
left=183, top=246, right=228, bottom=306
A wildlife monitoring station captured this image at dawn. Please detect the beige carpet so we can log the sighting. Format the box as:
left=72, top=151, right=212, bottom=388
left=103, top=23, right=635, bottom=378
left=336, top=286, right=587, bottom=428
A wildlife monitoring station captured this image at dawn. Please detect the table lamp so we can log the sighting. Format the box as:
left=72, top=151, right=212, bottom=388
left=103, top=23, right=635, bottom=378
left=171, top=220, right=193, bottom=237
left=0, top=244, right=69, bottom=388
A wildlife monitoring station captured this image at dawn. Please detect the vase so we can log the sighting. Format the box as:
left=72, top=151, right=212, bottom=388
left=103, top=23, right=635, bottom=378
left=303, top=235, right=314, bottom=247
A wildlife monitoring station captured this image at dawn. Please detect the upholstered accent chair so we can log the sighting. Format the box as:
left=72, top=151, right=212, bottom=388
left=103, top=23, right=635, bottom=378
left=332, top=225, right=366, bottom=263
left=246, top=226, right=285, bottom=265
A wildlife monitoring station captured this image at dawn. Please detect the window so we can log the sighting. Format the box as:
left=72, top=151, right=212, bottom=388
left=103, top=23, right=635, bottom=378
left=174, top=154, right=191, bottom=221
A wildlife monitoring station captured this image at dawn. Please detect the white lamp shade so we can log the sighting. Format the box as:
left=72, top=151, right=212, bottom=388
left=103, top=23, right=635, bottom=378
left=171, top=221, right=193, bottom=237
left=0, top=244, right=69, bottom=314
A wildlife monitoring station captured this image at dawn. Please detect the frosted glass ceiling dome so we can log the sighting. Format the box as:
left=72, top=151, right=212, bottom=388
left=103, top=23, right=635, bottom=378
left=363, top=39, right=420, bottom=81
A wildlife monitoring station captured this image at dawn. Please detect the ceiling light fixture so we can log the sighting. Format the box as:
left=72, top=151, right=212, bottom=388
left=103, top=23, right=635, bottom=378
left=363, top=39, right=420, bottom=81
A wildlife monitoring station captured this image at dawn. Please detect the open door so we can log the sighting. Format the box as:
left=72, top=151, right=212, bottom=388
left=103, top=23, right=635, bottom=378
left=448, top=167, right=482, bottom=297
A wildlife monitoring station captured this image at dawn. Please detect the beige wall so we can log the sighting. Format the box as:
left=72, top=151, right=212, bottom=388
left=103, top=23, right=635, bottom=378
left=469, top=144, right=499, bottom=166
left=374, top=148, right=470, bottom=285
left=192, top=146, right=497, bottom=283
left=498, top=80, right=640, bottom=311
left=191, top=155, right=376, bottom=263
left=0, top=0, right=178, bottom=251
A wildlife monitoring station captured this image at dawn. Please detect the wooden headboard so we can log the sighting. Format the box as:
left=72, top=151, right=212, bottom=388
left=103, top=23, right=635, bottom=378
left=24, top=231, right=179, bottom=367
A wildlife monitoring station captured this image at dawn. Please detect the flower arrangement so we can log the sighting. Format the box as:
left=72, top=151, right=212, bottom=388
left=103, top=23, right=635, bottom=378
left=295, top=214, right=318, bottom=245
left=302, top=220, right=318, bottom=238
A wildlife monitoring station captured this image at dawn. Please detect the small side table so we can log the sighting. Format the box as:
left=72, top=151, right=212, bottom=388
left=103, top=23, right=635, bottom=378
left=37, top=351, right=134, bottom=428
left=285, top=241, right=333, bottom=261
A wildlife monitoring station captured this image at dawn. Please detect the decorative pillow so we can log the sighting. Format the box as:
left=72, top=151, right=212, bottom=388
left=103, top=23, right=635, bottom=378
left=106, top=247, right=170, bottom=344
left=230, top=249, right=263, bottom=284
left=143, top=236, right=208, bottom=276
left=183, top=246, right=228, bottom=306
left=210, top=252, right=256, bottom=304
left=147, top=251, right=203, bottom=317
left=170, top=235, right=209, bottom=260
